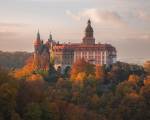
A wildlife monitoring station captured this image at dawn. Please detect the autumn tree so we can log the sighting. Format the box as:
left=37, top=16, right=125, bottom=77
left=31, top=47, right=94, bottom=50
left=0, top=67, right=19, bottom=120
left=27, top=74, right=44, bottom=81
left=0, top=83, right=18, bottom=120
left=89, top=94, right=100, bottom=110
left=11, top=112, right=22, bottom=120
left=71, top=58, right=95, bottom=81
left=0, top=66, right=12, bottom=85
left=140, top=84, right=150, bottom=119
left=95, top=65, right=105, bottom=82
left=128, top=74, right=140, bottom=85
left=116, top=81, right=135, bottom=97
left=144, top=76, right=150, bottom=85
left=117, top=93, right=145, bottom=120
left=14, top=57, right=35, bottom=79
left=24, top=103, right=42, bottom=120
left=144, top=61, right=150, bottom=75
left=16, top=78, right=47, bottom=117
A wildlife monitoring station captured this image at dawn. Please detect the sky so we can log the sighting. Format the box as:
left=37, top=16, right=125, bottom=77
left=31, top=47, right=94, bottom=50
left=0, top=0, right=150, bottom=64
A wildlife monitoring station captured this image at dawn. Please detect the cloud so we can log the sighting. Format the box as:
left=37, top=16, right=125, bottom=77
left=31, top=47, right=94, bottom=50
left=138, top=34, right=150, bottom=40
left=0, top=22, right=30, bottom=38
left=0, top=30, right=23, bottom=40
left=0, top=31, right=17, bottom=37
left=135, top=10, right=150, bottom=22
left=0, top=22, right=28, bottom=27
left=66, top=8, right=126, bottom=27
left=66, top=10, right=81, bottom=21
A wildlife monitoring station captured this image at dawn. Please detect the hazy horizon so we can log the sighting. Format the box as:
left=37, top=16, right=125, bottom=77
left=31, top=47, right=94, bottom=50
left=0, top=0, right=150, bottom=64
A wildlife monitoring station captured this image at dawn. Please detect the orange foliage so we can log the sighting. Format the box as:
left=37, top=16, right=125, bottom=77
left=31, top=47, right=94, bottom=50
left=76, top=72, right=87, bottom=81
left=128, top=92, right=140, bottom=99
left=144, top=61, right=150, bottom=74
left=95, top=65, right=104, bottom=80
left=90, top=94, right=100, bottom=108
left=144, top=76, right=150, bottom=86
left=27, top=74, right=43, bottom=81
left=71, top=58, right=87, bottom=78
left=71, top=58, right=95, bottom=81
left=128, top=74, right=140, bottom=85
left=14, top=57, right=35, bottom=79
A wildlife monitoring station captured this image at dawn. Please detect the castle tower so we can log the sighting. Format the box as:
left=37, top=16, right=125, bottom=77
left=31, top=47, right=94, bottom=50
left=82, top=19, right=95, bottom=45
left=48, top=33, right=53, bottom=42
left=34, top=29, right=41, bottom=53
left=33, top=30, right=42, bottom=70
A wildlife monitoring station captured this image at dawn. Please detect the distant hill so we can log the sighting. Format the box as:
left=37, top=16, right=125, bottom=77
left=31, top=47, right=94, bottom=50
left=0, top=51, right=32, bottom=69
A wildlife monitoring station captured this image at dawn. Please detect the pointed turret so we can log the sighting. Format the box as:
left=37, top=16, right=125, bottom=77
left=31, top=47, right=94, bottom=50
left=48, top=32, right=53, bottom=41
left=46, top=32, right=55, bottom=48
left=37, top=29, right=40, bottom=41
left=34, top=29, right=41, bottom=53
left=35, top=29, right=41, bottom=44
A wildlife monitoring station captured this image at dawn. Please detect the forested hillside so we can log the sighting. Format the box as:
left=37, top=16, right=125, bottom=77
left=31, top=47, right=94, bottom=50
left=0, top=58, right=149, bottom=120
left=0, top=51, right=31, bottom=69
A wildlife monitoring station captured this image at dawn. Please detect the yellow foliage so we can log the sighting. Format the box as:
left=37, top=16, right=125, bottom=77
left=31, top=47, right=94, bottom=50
left=76, top=72, right=87, bottom=81
left=71, top=58, right=95, bottom=81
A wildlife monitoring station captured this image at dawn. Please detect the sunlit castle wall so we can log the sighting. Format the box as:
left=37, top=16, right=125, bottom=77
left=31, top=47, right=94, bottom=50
left=52, top=20, right=117, bottom=70
left=33, top=20, right=117, bottom=71
left=73, top=44, right=117, bottom=65
left=33, top=31, right=51, bottom=70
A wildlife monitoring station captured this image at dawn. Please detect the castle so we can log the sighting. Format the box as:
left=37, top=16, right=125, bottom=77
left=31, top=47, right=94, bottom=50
left=33, top=20, right=117, bottom=70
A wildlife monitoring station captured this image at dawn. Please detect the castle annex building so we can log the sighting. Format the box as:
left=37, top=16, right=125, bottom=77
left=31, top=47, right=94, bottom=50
left=34, top=20, right=117, bottom=70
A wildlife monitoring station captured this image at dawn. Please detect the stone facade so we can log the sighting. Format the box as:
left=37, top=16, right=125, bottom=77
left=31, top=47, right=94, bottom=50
left=33, top=30, right=54, bottom=70
left=33, top=20, right=117, bottom=70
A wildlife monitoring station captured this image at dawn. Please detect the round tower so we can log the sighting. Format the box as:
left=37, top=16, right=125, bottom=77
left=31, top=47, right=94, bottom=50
left=82, top=19, right=95, bottom=45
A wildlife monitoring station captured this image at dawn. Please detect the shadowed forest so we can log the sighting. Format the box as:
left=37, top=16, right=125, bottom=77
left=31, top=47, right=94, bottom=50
left=0, top=54, right=150, bottom=120
left=0, top=51, right=31, bottom=69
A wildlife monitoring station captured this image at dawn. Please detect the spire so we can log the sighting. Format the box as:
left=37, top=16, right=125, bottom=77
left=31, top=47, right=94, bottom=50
left=82, top=19, right=95, bottom=45
left=34, top=29, right=41, bottom=53
left=49, top=32, right=52, bottom=41
left=85, top=19, right=93, bottom=37
left=37, top=29, right=40, bottom=41
left=88, top=19, right=91, bottom=25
